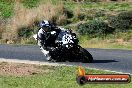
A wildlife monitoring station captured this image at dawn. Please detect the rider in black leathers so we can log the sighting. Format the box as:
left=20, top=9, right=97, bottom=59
left=37, top=20, right=61, bottom=60
left=37, top=20, right=61, bottom=48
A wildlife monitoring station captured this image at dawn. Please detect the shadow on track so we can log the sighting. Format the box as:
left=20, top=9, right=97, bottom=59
left=92, top=60, right=118, bottom=63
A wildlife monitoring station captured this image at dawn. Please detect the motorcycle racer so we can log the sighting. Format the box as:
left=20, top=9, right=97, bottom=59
left=37, top=20, right=61, bottom=60
left=33, top=20, right=93, bottom=63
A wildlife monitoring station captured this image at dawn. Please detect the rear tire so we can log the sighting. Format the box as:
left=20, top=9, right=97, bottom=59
left=80, top=48, right=93, bottom=63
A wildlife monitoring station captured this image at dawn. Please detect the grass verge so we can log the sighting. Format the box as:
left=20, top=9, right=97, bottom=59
left=0, top=1, right=132, bottom=50
left=79, top=35, right=132, bottom=50
left=80, top=40, right=132, bottom=50
left=0, top=62, right=131, bottom=88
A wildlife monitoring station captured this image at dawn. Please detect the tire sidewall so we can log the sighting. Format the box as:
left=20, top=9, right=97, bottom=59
left=80, top=48, right=93, bottom=63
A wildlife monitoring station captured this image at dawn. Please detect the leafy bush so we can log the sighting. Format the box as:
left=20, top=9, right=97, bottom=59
left=63, top=8, right=74, bottom=19
left=108, top=11, right=132, bottom=32
left=18, top=27, right=33, bottom=38
left=95, top=10, right=105, bottom=17
left=78, top=13, right=86, bottom=21
left=77, top=20, right=114, bottom=37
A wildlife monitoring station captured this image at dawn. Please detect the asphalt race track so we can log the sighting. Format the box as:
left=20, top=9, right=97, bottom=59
left=0, top=44, right=132, bottom=74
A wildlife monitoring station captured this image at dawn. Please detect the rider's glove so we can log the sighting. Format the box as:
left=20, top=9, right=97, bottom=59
left=51, top=31, right=56, bottom=35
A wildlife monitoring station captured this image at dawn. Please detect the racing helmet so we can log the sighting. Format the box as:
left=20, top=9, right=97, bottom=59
left=40, top=20, right=51, bottom=32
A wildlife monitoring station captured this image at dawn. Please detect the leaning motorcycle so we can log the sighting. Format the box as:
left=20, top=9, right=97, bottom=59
left=33, top=27, right=93, bottom=63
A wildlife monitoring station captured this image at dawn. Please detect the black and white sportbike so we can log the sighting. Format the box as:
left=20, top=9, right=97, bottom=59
left=33, top=27, right=93, bottom=63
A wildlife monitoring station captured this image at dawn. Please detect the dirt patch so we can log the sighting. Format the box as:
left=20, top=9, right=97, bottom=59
left=0, top=62, right=54, bottom=76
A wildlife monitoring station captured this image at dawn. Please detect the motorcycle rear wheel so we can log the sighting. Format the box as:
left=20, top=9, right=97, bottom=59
left=80, top=48, right=93, bottom=63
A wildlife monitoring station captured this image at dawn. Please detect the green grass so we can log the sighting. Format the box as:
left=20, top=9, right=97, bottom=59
left=109, top=44, right=132, bottom=50
left=0, top=1, right=14, bottom=18
left=79, top=30, right=132, bottom=49
left=0, top=66, right=131, bottom=88
left=64, top=2, right=132, bottom=11
left=21, top=0, right=42, bottom=8
left=80, top=40, right=132, bottom=50
left=0, top=0, right=132, bottom=19
left=0, top=0, right=132, bottom=50
left=0, top=0, right=43, bottom=18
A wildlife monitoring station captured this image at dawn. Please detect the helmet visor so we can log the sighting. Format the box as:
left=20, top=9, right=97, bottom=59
left=42, top=26, right=50, bottom=32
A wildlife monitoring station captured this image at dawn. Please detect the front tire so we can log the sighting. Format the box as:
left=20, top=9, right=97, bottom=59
left=80, top=48, right=93, bottom=63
